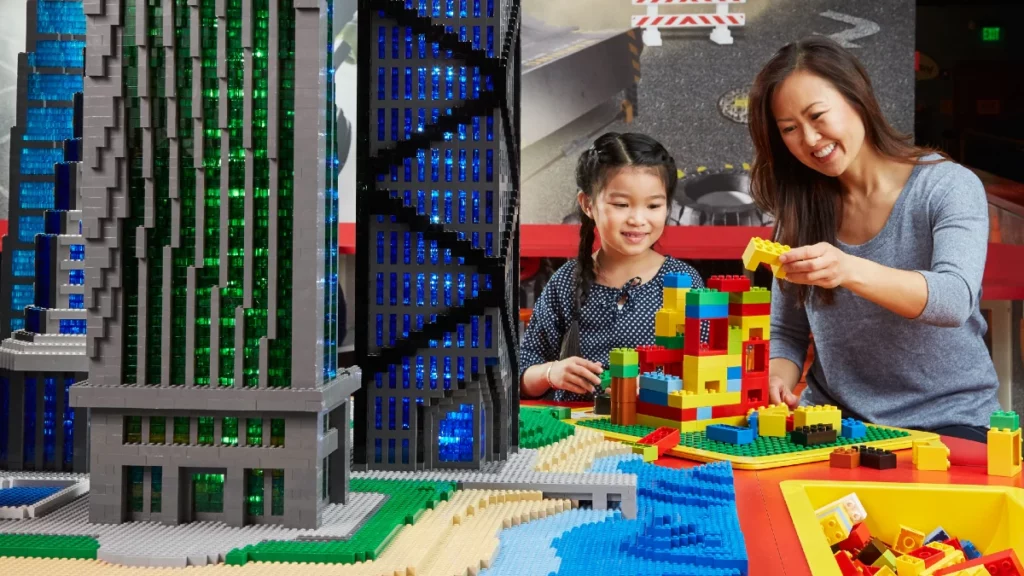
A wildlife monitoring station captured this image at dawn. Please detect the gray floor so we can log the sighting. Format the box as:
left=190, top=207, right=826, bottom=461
left=520, top=0, right=915, bottom=224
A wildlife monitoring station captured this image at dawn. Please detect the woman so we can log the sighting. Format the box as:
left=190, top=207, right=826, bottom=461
left=748, top=36, right=1000, bottom=442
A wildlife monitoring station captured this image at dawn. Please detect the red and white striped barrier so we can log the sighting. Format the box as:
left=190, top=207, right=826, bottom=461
left=631, top=0, right=745, bottom=47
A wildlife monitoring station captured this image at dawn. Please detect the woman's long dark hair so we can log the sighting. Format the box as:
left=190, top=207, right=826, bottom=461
left=748, top=35, right=946, bottom=306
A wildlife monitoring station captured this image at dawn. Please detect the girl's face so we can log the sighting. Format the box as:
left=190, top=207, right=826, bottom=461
left=771, top=69, right=866, bottom=178
left=579, top=167, right=669, bottom=259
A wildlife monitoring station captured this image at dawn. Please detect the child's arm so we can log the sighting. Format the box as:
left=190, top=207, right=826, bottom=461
left=769, top=277, right=811, bottom=407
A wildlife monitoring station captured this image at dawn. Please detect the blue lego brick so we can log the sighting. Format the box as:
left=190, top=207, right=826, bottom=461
left=0, top=487, right=62, bottom=507
left=727, top=366, right=741, bottom=380
left=638, top=388, right=670, bottom=407
left=726, top=378, right=742, bottom=393
left=549, top=457, right=747, bottom=576
left=747, top=411, right=759, bottom=439
left=663, top=272, right=693, bottom=289
left=840, top=418, right=867, bottom=439
left=639, top=372, right=682, bottom=394
left=696, top=406, right=712, bottom=420
left=685, top=303, right=728, bottom=320
left=924, top=527, right=950, bottom=544
left=706, top=424, right=754, bottom=445
left=961, top=540, right=981, bottom=560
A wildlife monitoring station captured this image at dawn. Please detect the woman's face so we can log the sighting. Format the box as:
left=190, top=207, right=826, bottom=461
left=771, top=69, right=866, bottom=178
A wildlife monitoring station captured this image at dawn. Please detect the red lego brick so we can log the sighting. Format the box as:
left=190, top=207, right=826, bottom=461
left=740, top=338, right=769, bottom=378
left=708, top=274, right=751, bottom=293
left=711, top=403, right=750, bottom=418
left=636, top=400, right=697, bottom=422
left=637, top=345, right=684, bottom=376
left=834, top=551, right=862, bottom=576
left=942, top=538, right=963, bottom=552
left=728, top=302, right=771, bottom=316
left=933, top=550, right=1024, bottom=576
left=908, top=545, right=944, bottom=568
left=786, top=414, right=795, bottom=432
left=858, top=563, right=879, bottom=575
left=638, top=427, right=681, bottom=456
left=684, top=317, right=729, bottom=355
left=741, top=374, right=768, bottom=408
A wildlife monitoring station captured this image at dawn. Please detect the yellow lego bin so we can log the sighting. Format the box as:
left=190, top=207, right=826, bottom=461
left=781, top=480, right=1024, bottom=576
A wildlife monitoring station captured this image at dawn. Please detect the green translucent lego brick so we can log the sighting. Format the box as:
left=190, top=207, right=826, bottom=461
left=990, top=410, right=1020, bottom=431
left=727, top=327, right=742, bottom=355
left=610, top=363, right=640, bottom=378
left=655, top=334, right=684, bottom=350
left=728, top=287, right=771, bottom=304
left=675, top=424, right=910, bottom=457
left=685, top=288, right=729, bottom=307
left=519, top=406, right=575, bottom=449
left=0, top=534, right=99, bottom=560
left=225, top=479, right=456, bottom=565
left=575, top=417, right=657, bottom=439
left=609, top=348, right=639, bottom=367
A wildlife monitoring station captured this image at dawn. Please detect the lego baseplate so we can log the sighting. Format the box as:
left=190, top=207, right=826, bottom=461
left=565, top=416, right=939, bottom=470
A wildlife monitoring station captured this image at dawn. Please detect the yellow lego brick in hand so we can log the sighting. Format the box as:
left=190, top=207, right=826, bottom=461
left=742, top=236, right=791, bottom=279
left=793, top=405, right=842, bottom=430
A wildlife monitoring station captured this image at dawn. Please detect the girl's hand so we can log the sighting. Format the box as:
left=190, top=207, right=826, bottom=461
left=548, top=357, right=603, bottom=395
left=779, top=242, right=854, bottom=289
left=768, top=375, right=800, bottom=409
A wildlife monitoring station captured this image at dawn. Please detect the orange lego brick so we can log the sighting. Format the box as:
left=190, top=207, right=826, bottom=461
left=831, top=447, right=861, bottom=469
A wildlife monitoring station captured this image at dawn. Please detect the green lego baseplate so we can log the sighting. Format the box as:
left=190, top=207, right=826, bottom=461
left=0, top=534, right=99, bottom=560
left=574, top=417, right=912, bottom=459
left=225, top=479, right=456, bottom=565
left=519, top=405, right=576, bottom=449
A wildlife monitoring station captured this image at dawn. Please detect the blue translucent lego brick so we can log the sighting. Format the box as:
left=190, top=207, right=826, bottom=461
left=438, top=403, right=474, bottom=462
left=70, top=244, right=84, bottom=261
left=0, top=487, right=62, bottom=507
left=28, top=73, right=83, bottom=101
left=36, top=1, right=86, bottom=34
left=638, top=388, right=670, bottom=407
left=59, top=319, right=87, bottom=334
left=69, top=268, right=84, bottom=285
left=664, top=272, right=693, bottom=289
left=840, top=418, right=867, bottom=439
left=961, top=540, right=981, bottom=560
left=696, top=406, right=712, bottom=420
left=726, top=378, right=742, bottom=393
left=25, top=307, right=44, bottom=334
left=12, top=284, right=34, bottom=313
left=68, top=294, right=84, bottom=309
left=10, top=318, right=25, bottom=332
left=27, top=40, right=86, bottom=68
left=18, top=215, right=45, bottom=242
left=21, top=147, right=64, bottom=175
left=12, top=250, right=35, bottom=277
left=24, top=107, right=75, bottom=141
left=706, top=424, right=754, bottom=445
left=19, top=181, right=55, bottom=209
left=726, top=366, right=741, bottom=380
left=747, top=411, right=759, bottom=439
left=639, top=372, right=682, bottom=394
left=685, top=303, right=728, bottom=320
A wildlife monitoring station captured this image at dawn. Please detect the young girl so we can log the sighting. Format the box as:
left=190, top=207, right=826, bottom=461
left=748, top=36, right=1000, bottom=442
left=519, top=132, right=706, bottom=401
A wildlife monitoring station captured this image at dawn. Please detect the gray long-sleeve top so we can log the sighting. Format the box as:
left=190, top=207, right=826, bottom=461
left=771, top=155, right=1001, bottom=430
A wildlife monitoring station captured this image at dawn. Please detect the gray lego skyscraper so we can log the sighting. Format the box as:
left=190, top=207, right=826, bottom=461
left=69, top=0, right=359, bottom=528
left=353, top=0, right=521, bottom=470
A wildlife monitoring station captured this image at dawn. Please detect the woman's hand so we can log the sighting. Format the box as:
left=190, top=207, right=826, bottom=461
left=768, top=374, right=800, bottom=409
left=547, top=357, right=603, bottom=395
left=779, top=242, right=856, bottom=289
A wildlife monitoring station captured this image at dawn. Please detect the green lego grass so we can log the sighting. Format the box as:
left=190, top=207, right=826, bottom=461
left=0, top=534, right=99, bottom=560
left=575, top=417, right=910, bottom=458
left=519, top=405, right=575, bottom=449
left=225, top=479, right=457, bottom=565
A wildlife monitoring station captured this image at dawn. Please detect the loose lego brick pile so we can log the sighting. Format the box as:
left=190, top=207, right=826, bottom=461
left=818, top=492, right=1023, bottom=575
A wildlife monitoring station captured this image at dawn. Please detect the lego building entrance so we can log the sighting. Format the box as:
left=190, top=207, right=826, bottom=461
left=181, top=469, right=227, bottom=522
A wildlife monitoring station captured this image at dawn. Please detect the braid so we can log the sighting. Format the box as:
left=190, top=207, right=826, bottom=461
left=575, top=210, right=597, bottom=307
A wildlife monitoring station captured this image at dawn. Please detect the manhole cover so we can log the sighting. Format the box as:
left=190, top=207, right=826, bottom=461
left=719, top=86, right=751, bottom=124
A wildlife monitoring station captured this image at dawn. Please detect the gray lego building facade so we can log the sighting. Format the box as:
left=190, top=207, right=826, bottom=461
left=69, top=0, right=359, bottom=529
left=353, top=0, right=522, bottom=470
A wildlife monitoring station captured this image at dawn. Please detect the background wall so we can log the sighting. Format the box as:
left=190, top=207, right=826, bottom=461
left=1, top=0, right=29, bottom=219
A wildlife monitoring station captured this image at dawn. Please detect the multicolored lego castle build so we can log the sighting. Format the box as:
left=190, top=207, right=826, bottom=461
left=606, top=272, right=772, bottom=432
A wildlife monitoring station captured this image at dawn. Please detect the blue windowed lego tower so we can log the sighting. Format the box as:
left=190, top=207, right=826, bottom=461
left=0, top=91, right=88, bottom=473
left=353, top=0, right=522, bottom=470
left=0, top=0, right=87, bottom=340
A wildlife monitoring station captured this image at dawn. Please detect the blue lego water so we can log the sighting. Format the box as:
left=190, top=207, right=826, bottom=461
left=0, top=487, right=62, bottom=507
left=484, top=454, right=748, bottom=576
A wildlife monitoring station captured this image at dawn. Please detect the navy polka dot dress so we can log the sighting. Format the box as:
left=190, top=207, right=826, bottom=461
left=520, top=256, right=709, bottom=401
